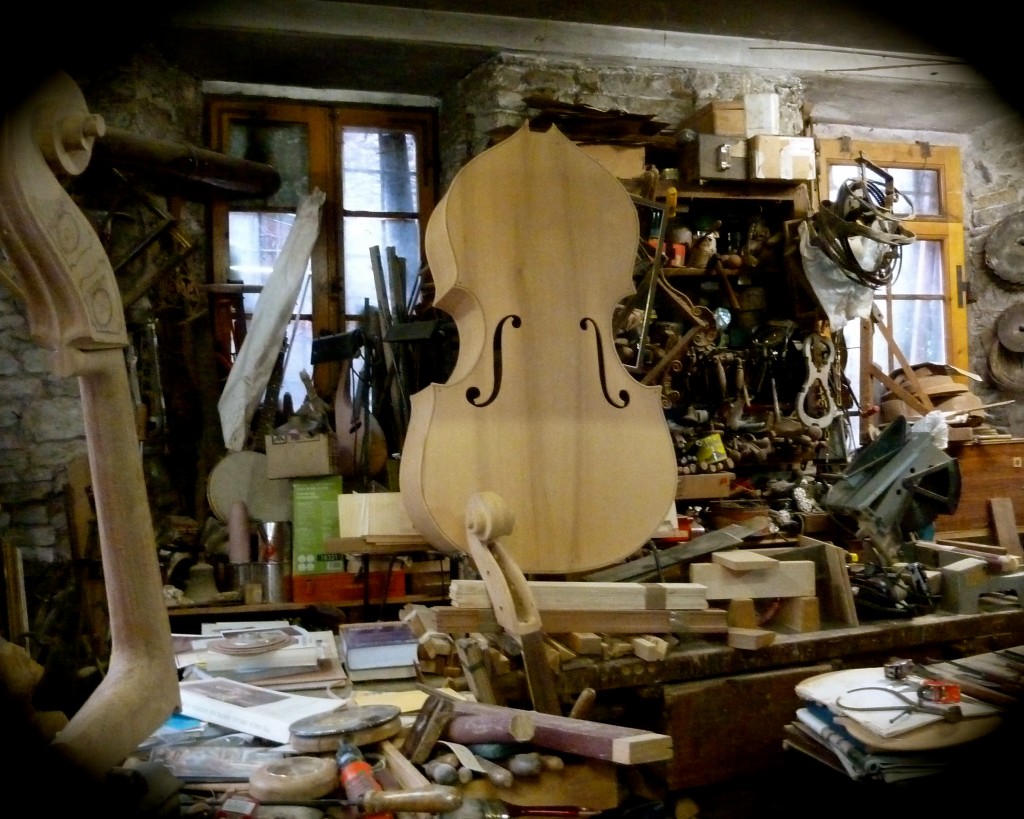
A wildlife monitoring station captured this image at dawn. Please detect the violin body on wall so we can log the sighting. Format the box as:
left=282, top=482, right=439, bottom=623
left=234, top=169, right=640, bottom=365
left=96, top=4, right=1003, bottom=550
left=400, top=124, right=677, bottom=574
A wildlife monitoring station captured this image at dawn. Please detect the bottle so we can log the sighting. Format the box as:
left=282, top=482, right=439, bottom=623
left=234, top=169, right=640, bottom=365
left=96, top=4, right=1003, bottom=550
left=336, top=740, right=393, bottom=819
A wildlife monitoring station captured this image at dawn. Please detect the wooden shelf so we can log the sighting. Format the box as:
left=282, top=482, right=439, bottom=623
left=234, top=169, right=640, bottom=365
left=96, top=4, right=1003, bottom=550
left=166, top=594, right=444, bottom=619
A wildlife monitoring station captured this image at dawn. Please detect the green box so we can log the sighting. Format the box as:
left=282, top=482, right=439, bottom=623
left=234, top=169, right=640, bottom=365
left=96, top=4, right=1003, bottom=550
left=292, top=475, right=344, bottom=575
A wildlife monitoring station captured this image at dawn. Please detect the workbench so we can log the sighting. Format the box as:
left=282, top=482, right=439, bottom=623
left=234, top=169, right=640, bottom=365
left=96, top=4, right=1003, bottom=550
left=519, top=609, right=1024, bottom=790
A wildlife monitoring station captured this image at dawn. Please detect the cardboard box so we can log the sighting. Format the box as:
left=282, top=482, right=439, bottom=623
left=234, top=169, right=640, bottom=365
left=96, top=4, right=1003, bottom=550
left=747, top=135, right=815, bottom=180
left=265, top=432, right=337, bottom=479
left=680, top=100, right=745, bottom=136
left=577, top=143, right=646, bottom=179
left=291, top=570, right=406, bottom=604
left=292, top=475, right=345, bottom=575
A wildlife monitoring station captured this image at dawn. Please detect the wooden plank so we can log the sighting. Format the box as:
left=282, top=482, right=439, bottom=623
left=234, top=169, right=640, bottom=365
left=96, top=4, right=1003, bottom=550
left=773, top=596, right=821, bottom=633
left=989, top=498, right=1023, bottom=557
left=449, top=580, right=707, bottom=610
left=433, top=694, right=673, bottom=764
left=432, top=606, right=728, bottom=635
left=689, top=560, right=815, bottom=600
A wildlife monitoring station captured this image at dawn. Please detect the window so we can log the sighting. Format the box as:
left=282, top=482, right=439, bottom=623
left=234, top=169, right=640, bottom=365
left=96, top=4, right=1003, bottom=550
left=206, top=99, right=437, bottom=444
left=815, top=139, right=967, bottom=443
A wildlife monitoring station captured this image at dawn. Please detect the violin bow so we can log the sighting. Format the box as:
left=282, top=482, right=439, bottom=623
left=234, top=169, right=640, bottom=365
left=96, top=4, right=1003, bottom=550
left=0, top=72, right=179, bottom=777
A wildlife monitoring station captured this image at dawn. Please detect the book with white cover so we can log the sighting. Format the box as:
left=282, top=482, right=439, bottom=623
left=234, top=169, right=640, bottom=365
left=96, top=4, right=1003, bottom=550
left=178, top=677, right=343, bottom=744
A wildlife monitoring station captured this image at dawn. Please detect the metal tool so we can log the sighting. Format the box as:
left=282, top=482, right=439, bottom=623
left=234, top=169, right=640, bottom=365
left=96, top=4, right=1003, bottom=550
left=836, top=685, right=963, bottom=723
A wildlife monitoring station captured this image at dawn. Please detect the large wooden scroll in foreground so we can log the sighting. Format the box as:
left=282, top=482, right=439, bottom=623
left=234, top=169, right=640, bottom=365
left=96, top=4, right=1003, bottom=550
left=0, top=72, right=178, bottom=776
left=400, top=124, right=677, bottom=574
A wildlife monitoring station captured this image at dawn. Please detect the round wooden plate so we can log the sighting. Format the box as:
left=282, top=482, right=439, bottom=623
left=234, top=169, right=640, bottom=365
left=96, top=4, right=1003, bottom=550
left=207, top=450, right=292, bottom=523
left=288, top=703, right=402, bottom=752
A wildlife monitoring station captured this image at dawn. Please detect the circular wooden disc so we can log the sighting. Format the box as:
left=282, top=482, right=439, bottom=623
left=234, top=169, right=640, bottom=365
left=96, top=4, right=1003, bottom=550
left=249, top=755, right=337, bottom=802
left=985, top=211, right=1024, bottom=283
left=289, top=704, right=402, bottom=752
left=996, top=302, right=1024, bottom=353
left=208, top=450, right=292, bottom=522
left=988, top=339, right=1024, bottom=392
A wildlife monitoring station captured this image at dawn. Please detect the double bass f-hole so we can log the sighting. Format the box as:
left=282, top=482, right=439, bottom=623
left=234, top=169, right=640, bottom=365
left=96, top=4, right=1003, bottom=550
left=467, top=314, right=521, bottom=407
left=581, top=317, right=630, bottom=408
left=796, top=331, right=839, bottom=429
left=466, top=314, right=631, bottom=410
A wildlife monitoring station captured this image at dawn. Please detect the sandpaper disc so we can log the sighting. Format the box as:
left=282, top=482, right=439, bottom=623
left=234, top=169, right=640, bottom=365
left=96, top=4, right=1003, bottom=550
left=985, top=211, right=1024, bottom=284
left=996, top=302, right=1024, bottom=353
left=288, top=704, right=402, bottom=752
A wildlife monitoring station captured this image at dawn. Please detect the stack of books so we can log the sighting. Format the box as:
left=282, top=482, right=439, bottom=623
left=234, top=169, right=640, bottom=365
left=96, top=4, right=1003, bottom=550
left=339, top=620, right=419, bottom=682
left=173, top=623, right=348, bottom=692
left=783, top=663, right=1006, bottom=782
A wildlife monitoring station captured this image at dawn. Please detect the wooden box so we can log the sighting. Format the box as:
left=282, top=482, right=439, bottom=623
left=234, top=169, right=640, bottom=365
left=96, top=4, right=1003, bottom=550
left=265, top=432, right=336, bottom=479
left=680, top=100, right=746, bottom=136
left=681, top=134, right=747, bottom=182
left=676, top=471, right=734, bottom=499
left=934, top=439, right=1024, bottom=534
left=747, top=135, right=815, bottom=180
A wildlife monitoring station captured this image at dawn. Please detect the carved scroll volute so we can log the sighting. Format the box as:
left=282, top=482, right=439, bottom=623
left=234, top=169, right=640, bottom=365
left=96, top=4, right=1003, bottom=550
left=0, top=72, right=125, bottom=357
left=0, top=72, right=178, bottom=779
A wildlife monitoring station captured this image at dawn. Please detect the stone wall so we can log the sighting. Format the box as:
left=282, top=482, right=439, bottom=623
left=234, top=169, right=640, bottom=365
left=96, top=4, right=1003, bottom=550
left=962, top=114, right=1024, bottom=432
left=0, top=46, right=203, bottom=562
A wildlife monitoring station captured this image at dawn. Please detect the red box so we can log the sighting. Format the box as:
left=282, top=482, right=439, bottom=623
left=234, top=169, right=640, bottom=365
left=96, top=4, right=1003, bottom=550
left=291, top=570, right=406, bottom=604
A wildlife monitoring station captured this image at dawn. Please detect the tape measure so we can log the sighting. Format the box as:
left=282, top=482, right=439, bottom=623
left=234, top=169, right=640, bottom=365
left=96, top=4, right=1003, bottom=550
left=918, top=679, right=961, bottom=704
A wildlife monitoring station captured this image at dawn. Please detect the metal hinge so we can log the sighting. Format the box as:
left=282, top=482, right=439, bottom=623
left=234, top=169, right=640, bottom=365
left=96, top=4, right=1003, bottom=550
left=956, top=265, right=974, bottom=307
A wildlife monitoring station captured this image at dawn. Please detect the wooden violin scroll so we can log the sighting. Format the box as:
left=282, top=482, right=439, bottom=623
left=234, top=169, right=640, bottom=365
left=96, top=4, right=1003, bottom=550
left=0, top=72, right=178, bottom=777
left=400, top=124, right=678, bottom=574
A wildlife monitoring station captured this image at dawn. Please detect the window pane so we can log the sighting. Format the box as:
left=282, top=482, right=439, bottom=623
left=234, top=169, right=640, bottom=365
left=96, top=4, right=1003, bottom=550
left=890, top=299, right=946, bottom=365
left=828, top=164, right=938, bottom=217
left=343, top=129, right=419, bottom=213
left=227, top=121, right=310, bottom=209
left=891, top=239, right=943, bottom=296
left=888, top=168, right=939, bottom=216
left=343, top=217, right=422, bottom=316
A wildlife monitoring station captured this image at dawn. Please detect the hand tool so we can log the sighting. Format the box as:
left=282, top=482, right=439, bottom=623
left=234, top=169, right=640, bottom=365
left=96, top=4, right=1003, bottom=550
left=836, top=685, right=963, bottom=723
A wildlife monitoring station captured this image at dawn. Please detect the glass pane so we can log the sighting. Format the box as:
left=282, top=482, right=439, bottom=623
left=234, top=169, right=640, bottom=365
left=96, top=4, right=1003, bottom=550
left=891, top=239, right=943, bottom=296
left=828, top=164, right=939, bottom=217
left=343, top=217, right=422, bottom=316
left=890, top=299, right=946, bottom=365
left=343, top=129, right=419, bottom=213
left=227, top=120, right=310, bottom=209
left=888, top=168, right=939, bottom=216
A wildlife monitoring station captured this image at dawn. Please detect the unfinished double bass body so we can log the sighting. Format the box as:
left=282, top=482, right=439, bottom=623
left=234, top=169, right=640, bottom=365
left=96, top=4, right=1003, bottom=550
left=400, top=125, right=677, bottom=574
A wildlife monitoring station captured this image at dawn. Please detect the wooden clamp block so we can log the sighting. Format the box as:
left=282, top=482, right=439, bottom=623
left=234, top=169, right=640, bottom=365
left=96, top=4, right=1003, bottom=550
left=630, top=634, right=669, bottom=661
left=712, top=550, right=779, bottom=571
left=727, top=598, right=758, bottom=629
left=773, top=596, right=820, bottom=633
left=726, top=627, right=776, bottom=650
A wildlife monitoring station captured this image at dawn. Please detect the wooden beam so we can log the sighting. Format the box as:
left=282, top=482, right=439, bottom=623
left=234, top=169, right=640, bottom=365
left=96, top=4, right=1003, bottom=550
left=449, top=579, right=707, bottom=610
left=432, top=606, right=728, bottom=635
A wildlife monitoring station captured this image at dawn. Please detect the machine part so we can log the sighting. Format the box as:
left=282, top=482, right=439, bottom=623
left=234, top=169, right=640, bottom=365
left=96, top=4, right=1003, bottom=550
left=823, top=415, right=961, bottom=565
left=795, top=331, right=839, bottom=429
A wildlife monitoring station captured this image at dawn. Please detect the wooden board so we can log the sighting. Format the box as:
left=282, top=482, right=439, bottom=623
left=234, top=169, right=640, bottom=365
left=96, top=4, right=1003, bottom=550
left=432, top=606, right=728, bottom=635
left=989, top=497, right=1023, bottom=557
left=754, top=537, right=859, bottom=627
left=449, top=580, right=708, bottom=610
